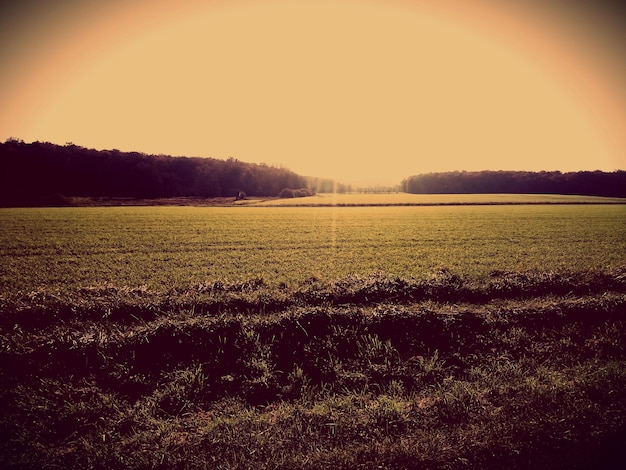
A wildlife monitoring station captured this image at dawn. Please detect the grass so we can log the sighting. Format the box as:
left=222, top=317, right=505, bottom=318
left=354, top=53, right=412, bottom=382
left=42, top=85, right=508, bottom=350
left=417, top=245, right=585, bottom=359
left=1, top=204, right=625, bottom=294
left=253, top=192, right=626, bottom=206
left=1, top=269, right=625, bottom=469
left=1, top=202, right=625, bottom=468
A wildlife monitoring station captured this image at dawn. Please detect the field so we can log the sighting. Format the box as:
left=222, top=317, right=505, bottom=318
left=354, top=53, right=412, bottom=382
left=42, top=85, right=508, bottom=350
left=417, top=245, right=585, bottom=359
left=1, top=201, right=625, bottom=469
left=252, top=192, right=626, bottom=206
left=1, top=203, right=625, bottom=294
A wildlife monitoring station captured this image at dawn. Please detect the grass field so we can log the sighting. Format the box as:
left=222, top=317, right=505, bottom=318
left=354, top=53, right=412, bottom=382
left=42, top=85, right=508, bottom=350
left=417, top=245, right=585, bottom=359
left=0, top=204, right=625, bottom=294
left=253, top=192, right=626, bottom=206
left=1, top=201, right=625, bottom=469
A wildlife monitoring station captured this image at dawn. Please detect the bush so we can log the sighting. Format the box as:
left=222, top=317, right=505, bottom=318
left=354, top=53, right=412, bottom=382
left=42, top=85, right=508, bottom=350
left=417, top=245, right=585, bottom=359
left=278, top=188, right=295, bottom=198
left=278, top=188, right=314, bottom=198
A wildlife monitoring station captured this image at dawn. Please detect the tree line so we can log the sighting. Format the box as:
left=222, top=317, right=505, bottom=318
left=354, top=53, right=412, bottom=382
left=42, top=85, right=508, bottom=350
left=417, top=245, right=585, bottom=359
left=0, top=140, right=348, bottom=206
left=401, top=170, right=626, bottom=198
left=2, top=140, right=623, bottom=206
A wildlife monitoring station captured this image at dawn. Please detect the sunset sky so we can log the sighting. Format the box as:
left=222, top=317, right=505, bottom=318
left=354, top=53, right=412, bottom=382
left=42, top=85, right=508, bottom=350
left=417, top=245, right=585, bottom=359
left=1, top=0, right=624, bottom=185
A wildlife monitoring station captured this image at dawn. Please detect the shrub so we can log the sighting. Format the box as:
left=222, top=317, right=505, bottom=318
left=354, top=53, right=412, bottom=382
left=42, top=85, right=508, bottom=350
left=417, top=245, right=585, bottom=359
left=278, top=188, right=295, bottom=198
left=278, top=188, right=314, bottom=198
left=294, top=188, right=313, bottom=197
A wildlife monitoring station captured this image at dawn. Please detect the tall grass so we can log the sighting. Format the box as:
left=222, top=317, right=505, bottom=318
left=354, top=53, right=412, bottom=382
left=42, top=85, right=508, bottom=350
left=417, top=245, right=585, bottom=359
left=1, top=269, right=625, bottom=469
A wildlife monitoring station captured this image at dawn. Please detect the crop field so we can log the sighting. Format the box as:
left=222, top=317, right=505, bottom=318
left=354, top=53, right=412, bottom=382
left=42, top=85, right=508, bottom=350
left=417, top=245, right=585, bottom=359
left=1, top=204, right=625, bottom=294
left=1, top=202, right=625, bottom=469
left=253, top=192, right=626, bottom=206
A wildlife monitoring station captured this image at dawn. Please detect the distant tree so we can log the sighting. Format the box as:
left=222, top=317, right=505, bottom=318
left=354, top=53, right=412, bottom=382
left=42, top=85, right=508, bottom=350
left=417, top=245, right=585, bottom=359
left=294, top=188, right=313, bottom=197
left=278, top=188, right=314, bottom=198
left=0, top=140, right=313, bottom=206
left=401, top=170, right=626, bottom=198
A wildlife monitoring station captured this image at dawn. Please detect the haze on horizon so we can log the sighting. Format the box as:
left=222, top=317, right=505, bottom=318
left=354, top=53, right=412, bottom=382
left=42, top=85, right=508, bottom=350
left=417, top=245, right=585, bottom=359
left=1, top=0, right=625, bottom=186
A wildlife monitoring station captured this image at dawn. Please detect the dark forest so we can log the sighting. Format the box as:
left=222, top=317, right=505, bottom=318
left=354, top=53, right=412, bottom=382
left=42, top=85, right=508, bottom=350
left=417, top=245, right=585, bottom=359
left=402, top=170, right=626, bottom=198
left=1, top=139, right=624, bottom=206
left=0, top=140, right=349, bottom=206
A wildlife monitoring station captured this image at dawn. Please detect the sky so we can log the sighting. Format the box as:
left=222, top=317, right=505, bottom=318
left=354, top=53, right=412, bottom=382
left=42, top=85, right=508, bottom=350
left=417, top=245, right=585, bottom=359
left=1, top=0, right=625, bottom=185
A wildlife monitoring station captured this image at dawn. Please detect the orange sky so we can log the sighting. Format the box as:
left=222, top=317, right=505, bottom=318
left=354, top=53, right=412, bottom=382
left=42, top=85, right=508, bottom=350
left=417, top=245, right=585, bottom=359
left=0, top=0, right=624, bottom=185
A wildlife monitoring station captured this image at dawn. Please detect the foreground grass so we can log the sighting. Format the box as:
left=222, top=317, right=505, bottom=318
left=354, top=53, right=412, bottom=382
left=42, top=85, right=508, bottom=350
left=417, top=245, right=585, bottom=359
left=1, top=269, right=625, bottom=469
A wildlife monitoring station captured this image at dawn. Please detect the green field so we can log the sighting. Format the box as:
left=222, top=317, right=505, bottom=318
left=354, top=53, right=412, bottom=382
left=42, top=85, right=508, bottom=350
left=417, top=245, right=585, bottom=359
left=1, top=201, right=625, bottom=469
left=253, top=192, right=626, bottom=206
left=1, top=204, right=625, bottom=295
